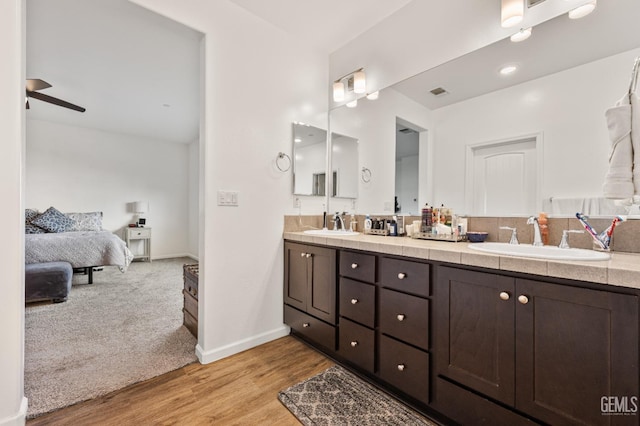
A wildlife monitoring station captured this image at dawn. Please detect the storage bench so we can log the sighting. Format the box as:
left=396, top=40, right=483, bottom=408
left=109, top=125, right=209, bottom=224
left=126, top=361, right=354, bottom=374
left=25, top=261, right=73, bottom=303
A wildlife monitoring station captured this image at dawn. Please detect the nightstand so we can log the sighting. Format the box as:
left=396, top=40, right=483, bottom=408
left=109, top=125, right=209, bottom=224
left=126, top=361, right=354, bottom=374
left=125, top=227, right=152, bottom=262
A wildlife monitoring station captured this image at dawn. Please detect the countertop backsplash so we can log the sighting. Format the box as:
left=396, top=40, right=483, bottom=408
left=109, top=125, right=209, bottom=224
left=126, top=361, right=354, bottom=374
left=284, top=214, right=640, bottom=254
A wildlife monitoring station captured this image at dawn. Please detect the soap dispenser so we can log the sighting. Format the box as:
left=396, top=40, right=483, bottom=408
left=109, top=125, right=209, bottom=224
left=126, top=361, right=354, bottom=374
left=364, top=214, right=372, bottom=231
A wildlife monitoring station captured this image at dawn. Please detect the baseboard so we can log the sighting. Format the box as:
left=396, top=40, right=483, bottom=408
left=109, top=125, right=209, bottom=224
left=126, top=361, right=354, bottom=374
left=196, top=325, right=290, bottom=364
left=150, top=253, right=197, bottom=261
left=0, top=397, right=28, bottom=426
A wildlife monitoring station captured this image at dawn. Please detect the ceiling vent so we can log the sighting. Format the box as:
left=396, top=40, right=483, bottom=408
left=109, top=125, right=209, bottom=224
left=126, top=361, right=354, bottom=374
left=430, top=87, right=448, bottom=96
left=399, top=128, right=417, bottom=134
left=527, top=0, right=546, bottom=8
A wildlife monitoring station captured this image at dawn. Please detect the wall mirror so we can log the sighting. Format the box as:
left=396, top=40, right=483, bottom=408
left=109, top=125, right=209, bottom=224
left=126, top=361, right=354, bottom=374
left=292, top=122, right=328, bottom=196
left=329, top=0, right=640, bottom=217
left=331, top=132, right=359, bottom=199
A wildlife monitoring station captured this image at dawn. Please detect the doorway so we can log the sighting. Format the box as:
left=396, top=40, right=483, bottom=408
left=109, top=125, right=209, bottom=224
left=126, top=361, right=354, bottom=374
left=395, top=118, right=427, bottom=215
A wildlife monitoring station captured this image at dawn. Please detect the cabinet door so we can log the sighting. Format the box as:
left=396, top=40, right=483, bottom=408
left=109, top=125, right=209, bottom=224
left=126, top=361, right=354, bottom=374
left=284, top=242, right=309, bottom=312
left=436, top=266, right=515, bottom=406
left=307, top=245, right=336, bottom=324
left=515, top=279, right=639, bottom=426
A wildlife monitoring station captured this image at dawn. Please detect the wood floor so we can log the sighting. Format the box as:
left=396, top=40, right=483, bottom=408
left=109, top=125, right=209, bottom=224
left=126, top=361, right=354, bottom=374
left=27, top=336, right=334, bottom=425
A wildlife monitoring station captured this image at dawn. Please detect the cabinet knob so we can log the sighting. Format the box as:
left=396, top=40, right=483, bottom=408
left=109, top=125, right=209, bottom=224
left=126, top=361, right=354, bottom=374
left=306, top=253, right=312, bottom=258
left=351, top=298, right=359, bottom=305
left=300, top=252, right=306, bottom=257
left=351, top=263, right=358, bottom=269
left=350, top=341, right=358, bottom=347
left=397, top=364, right=406, bottom=372
left=499, top=291, right=510, bottom=301
left=397, top=314, right=405, bottom=321
left=398, top=272, right=406, bottom=280
left=302, top=323, right=310, bottom=328
left=518, top=295, right=529, bottom=305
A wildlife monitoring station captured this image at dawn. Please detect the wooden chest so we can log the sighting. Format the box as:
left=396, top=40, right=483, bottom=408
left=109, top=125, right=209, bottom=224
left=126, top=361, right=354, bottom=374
left=183, top=264, right=198, bottom=338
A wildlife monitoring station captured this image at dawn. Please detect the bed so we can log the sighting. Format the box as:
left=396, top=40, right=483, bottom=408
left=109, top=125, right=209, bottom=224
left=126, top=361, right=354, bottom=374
left=25, top=207, right=134, bottom=283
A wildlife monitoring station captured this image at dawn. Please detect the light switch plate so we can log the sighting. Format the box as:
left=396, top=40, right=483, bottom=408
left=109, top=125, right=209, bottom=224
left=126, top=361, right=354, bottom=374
left=218, top=190, right=239, bottom=206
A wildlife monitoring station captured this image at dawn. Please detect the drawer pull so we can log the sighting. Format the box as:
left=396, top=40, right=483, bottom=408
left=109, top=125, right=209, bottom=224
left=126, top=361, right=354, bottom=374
left=397, top=272, right=406, bottom=280
left=499, top=291, right=510, bottom=301
left=350, top=341, right=358, bottom=347
left=351, top=298, right=359, bottom=305
left=351, top=263, right=358, bottom=269
left=306, top=253, right=312, bottom=258
left=518, top=295, right=529, bottom=305
left=302, top=323, right=310, bottom=328
left=397, top=364, right=406, bottom=372
left=397, top=314, right=405, bottom=321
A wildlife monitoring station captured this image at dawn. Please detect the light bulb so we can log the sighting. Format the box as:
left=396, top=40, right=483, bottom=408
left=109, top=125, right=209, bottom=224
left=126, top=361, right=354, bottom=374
left=333, top=81, right=345, bottom=102
left=353, top=70, right=366, bottom=94
left=346, top=99, right=358, bottom=108
left=366, top=91, right=379, bottom=100
left=500, top=65, right=518, bottom=76
left=501, top=0, right=524, bottom=28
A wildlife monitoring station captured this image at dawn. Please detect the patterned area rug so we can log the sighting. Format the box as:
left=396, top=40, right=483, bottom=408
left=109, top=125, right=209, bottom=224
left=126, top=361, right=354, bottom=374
left=278, top=365, right=437, bottom=425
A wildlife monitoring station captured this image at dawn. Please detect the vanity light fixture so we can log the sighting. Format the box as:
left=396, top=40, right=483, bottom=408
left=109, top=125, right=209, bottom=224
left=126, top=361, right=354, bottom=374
left=332, top=67, right=366, bottom=102
left=366, top=91, right=379, bottom=100
left=510, top=27, right=532, bottom=42
left=501, top=0, right=524, bottom=28
left=568, top=0, right=596, bottom=19
left=346, top=99, right=358, bottom=108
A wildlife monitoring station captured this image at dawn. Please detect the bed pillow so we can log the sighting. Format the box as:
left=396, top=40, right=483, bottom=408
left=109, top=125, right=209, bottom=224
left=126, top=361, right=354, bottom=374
left=31, top=206, right=76, bottom=233
left=25, top=209, right=46, bottom=234
left=65, top=212, right=103, bottom=232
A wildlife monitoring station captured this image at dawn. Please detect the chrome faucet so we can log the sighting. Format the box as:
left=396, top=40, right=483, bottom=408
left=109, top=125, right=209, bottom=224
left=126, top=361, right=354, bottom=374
left=559, top=229, right=584, bottom=249
left=527, top=216, right=544, bottom=246
left=333, top=212, right=346, bottom=231
left=499, top=226, right=519, bottom=244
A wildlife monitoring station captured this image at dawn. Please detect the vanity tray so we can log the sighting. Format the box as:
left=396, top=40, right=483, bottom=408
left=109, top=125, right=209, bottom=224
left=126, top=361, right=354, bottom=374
left=411, top=232, right=466, bottom=242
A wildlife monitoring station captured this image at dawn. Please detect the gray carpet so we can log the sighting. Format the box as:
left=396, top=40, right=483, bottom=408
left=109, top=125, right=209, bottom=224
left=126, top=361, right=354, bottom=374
left=279, top=365, right=437, bottom=425
left=25, top=257, right=198, bottom=418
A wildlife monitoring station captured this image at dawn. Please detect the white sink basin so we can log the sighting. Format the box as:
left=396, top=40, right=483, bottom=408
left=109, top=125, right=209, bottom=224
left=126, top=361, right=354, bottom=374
left=303, top=229, right=360, bottom=236
left=467, top=242, right=610, bottom=261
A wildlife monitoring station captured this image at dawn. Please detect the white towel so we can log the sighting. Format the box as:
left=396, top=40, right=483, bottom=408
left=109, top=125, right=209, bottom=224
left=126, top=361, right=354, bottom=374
left=603, top=95, right=635, bottom=199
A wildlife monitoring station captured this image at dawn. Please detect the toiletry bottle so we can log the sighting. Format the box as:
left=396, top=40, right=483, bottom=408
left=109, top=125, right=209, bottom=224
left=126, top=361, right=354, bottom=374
left=364, top=214, right=372, bottom=232
left=421, top=204, right=432, bottom=233
left=538, top=212, right=548, bottom=245
left=390, top=216, right=398, bottom=236
left=350, top=214, right=357, bottom=232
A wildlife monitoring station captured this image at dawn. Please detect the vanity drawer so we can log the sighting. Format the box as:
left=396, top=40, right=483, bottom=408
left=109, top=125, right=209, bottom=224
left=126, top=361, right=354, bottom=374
left=380, top=288, right=429, bottom=350
left=339, top=317, right=375, bottom=373
left=285, top=305, right=335, bottom=351
left=130, top=228, right=151, bottom=239
left=380, top=257, right=430, bottom=297
left=340, top=251, right=376, bottom=283
left=339, top=278, right=375, bottom=328
left=379, top=334, right=430, bottom=405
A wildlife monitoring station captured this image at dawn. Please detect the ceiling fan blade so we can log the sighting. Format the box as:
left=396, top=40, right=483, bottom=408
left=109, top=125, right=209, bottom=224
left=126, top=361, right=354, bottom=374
left=27, top=90, right=86, bottom=113
left=26, top=78, right=52, bottom=92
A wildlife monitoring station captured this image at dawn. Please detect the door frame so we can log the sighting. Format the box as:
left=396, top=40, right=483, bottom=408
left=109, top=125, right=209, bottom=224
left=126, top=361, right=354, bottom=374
left=464, top=132, right=544, bottom=216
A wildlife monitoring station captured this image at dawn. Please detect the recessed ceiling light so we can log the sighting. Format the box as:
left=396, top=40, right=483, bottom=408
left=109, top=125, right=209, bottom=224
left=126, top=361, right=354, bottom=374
left=499, top=65, right=518, bottom=75
left=568, top=0, right=596, bottom=19
left=366, top=91, right=379, bottom=100
left=294, top=138, right=302, bottom=143
left=346, top=99, right=358, bottom=108
left=510, top=27, right=532, bottom=42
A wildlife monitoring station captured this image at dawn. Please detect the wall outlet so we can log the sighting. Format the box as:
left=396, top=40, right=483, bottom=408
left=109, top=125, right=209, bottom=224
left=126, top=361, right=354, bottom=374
left=294, top=197, right=301, bottom=208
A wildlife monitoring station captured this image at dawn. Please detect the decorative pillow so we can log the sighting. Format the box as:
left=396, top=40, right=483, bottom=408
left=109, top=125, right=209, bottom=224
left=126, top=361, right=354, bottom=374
left=31, top=206, right=76, bottom=233
left=65, top=212, right=103, bottom=232
left=25, top=209, right=46, bottom=234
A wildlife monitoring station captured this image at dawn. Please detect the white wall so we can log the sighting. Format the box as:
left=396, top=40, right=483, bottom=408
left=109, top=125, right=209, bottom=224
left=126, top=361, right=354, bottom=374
left=431, top=48, right=640, bottom=214
left=330, top=88, right=432, bottom=215
left=129, top=0, right=328, bottom=363
left=26, top=119, right=191, bottom=259
left=0, top=0, right=27, bottom=423
left=188, top=140, right=199, bottom=258
left=396, top=155, right=419, bottom=215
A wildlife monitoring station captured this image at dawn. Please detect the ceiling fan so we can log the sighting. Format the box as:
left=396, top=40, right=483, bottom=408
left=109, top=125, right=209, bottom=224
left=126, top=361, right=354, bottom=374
left=26, top=79, right=86, bottom=113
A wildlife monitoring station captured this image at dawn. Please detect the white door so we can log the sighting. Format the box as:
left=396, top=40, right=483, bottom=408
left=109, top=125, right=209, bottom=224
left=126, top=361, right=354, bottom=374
left=468, top=137, right=538, bottom=215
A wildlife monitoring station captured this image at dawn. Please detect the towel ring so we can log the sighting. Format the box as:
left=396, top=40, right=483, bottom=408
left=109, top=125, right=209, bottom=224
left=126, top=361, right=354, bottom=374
left=276, top=152, right=291, bottom=172
left=361, top=167, right=372, bottom=183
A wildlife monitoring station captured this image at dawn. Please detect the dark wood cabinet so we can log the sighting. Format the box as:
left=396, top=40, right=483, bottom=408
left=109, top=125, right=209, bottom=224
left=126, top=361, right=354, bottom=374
left=284, top=242, right=336, bottom=325
left=436, top=266, right=639, bottom=426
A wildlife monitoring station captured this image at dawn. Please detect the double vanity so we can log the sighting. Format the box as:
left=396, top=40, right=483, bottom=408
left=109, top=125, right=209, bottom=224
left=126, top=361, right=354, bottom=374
left=283, top=231, right=640, bottom=425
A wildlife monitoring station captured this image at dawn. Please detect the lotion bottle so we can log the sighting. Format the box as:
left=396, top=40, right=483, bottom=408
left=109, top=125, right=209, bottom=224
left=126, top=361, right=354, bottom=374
left=364, top=214, right=372, bottom=231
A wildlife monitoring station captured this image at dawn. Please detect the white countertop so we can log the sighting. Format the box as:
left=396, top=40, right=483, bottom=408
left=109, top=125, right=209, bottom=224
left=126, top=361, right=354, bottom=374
left=283, top=231, right=640, bottom=291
